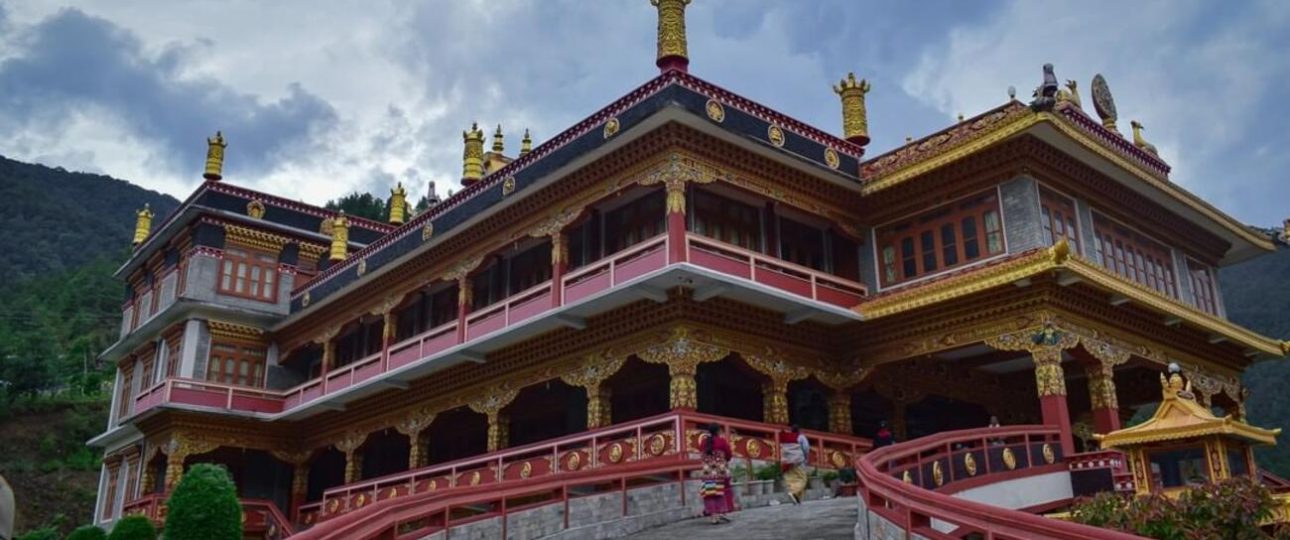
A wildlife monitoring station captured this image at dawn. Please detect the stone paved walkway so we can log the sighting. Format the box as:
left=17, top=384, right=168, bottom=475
left=622, top=497, right=856, bottom=540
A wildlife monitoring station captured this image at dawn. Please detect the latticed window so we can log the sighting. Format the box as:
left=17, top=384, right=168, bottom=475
left=1039, top=186, right=1081, bottom=250
left=876, top=189, right=1005, bottom=287
left=605, top=190, right=665, bottom=253
left=1092, top=213, right=1177, bottom=298
left=693, top=189, right=762, bottom=252
left=1188, top=259, right=1219, bottom=315
left=218, top=246, right=278, bottom=302
left=206, top=341, right=267, bottom=387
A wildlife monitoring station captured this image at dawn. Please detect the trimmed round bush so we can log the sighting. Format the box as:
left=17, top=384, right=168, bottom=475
left=67, top=525, right=108, bottom=540
left=107, top=515, right=156, bottom=540
left=163, top=463, right=241, bottom=540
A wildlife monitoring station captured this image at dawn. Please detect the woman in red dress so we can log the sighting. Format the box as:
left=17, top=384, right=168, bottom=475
left=700, top=423, right=734, bottom=524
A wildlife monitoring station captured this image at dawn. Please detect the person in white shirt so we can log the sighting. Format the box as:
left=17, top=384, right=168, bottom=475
left=779, top=425, right=810, bottom=505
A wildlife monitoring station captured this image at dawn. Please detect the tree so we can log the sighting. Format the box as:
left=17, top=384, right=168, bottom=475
left=67, top=525, right=108, bottom=540
left=324, top=192, right=386, bottom=222
left=163, top=464, right=241, bottom=540
left=106, top=515, right=155, bottom=540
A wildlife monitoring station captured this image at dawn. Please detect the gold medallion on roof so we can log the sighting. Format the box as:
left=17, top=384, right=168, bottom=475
left=705, top=99, right=725, bottom=123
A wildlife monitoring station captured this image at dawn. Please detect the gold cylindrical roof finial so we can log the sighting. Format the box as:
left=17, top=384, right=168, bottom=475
left=462, top=123, right=485, bottom=186
left=132, top=204, right=154, bottom=246
left=651, top=0, right=692, bottom=73
left=520, top=129, right=532, bottom=156
left=329, top=212, right=350, bottom=262
left=203, top=131, right=227, bottom=181
left=833, top=73, right=871, bottom=148
left=388, top=182, right=407, bottom=225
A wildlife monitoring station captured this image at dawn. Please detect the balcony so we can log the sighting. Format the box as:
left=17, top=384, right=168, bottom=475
left=124, top=233, right=866, bottom=420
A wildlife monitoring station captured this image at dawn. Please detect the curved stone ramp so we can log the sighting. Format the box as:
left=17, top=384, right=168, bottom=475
left=621, top=497, right=856, bottom=540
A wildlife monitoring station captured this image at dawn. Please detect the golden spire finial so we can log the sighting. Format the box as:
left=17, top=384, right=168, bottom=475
left=329, top=212, right=350, bottom=262
left=132, top=204, right=154, bottom=246
left=462, top=123, right=485, bottom=186
left=203, top=131, right=227, bottom=181
left=833, top=72, right=872, bottom=148
left=492, top=124, right=505, bottom=153
left=388, top=182, right=407, bottom=225
left=651, top=0, right=692, bottom=73
left=520, top=129, right=532, bottom=156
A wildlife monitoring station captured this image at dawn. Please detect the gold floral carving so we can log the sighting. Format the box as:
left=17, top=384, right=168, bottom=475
left=636, top=326, right=729, bottom=409
left=421, top=222, right=434, bottom=242
left=1042, top=443, right=1056, bottom=464
left=651, top=0, right=691, bottom=62
left=985, top=323, right=1078, bottom=397
left=649, top=433, right=667, bottom=456
left=520, top=461, right=532, bottom=479
left=246, top=200, right=266, bottom=219
left=502, top=176, right=516, bottom=196
left=224, top=223, right=289, bottom=253
left=565, top=451, right=583, bottom=471
left=440, top=255, right=484, bottom=283
left=767, top=125, right=786, bottom=147
left=1002, top=447, right=1017, bottom=470
left=469, top=384, right=520, bottom=452
left=932, top=460, right=944, bottom=487
left=637, top=153, right=718, bottom=215
left=609, top=443, right=624, bottom=464
left=964, top=453, right=978, bottom=476
left=1087, top=363, right=1119, bottom=410
left=824, top=147, right=840, bottom=170
left=561, top=350, right=626, bottom=429
left=705, top=99, right=725, bottom=123
left=603, top=117, right=620, bottom=139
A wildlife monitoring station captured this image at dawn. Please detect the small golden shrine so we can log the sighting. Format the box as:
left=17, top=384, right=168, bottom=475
left=1097, top=365, right=1280, bottom=496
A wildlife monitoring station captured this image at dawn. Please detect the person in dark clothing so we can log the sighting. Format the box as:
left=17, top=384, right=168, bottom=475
left=874, top=420, right=895, bottom=447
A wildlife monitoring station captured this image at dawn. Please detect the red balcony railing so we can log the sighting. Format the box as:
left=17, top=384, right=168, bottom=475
left=124, top=234, right=865, bottom=420
left=858, top=426, right=1144, bottom=539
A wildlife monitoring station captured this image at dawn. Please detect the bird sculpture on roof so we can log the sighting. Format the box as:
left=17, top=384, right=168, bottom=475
left=1030, top=63, right=1060, bottom=112
left=1130, top=120, right=1159, bottom=156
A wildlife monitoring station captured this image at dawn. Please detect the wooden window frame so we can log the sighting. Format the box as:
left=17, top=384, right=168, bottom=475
left=692, top=188, right=764, bottom=253
left=1039, top=186, right=1081, bottom=251
left=1188, top=258, right=1219, bottom=315
left=875, top=188, right=1007, bottom=288
left=217, top=245, right=280, bottom=303
left=1092, top=212, right=1178, bottom=299
left=205, top=340, right=268, bottom=388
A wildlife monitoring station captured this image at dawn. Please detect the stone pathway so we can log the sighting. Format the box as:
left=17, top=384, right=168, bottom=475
left=622, top=497, right=856, bottom=540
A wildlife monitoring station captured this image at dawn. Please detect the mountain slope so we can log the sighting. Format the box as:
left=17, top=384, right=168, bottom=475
left=0, top=156, right=180, bottom=282
left=1220, top=237, right=1290, bottom=477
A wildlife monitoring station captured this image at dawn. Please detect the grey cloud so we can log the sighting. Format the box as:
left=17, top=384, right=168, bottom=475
left=0, top=8, right=338, bottom=178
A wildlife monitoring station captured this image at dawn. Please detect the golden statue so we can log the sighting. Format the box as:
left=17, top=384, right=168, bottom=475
left=462, top=123, right=485, bottom=186
left=388, top=182, right=407, bottom=225
left=329, top=212, right=350, bottom=262
left=1130, top=121, right=1159, bottom=157
left=1056, top=80, right=1082, bottom=109
left=651, top=0, right=692, bottom=72
left=203, top=131, right=227, bottom=181
left=132, top=204, right=154, bottom=246
left=833, top=72, right=872, bottom=148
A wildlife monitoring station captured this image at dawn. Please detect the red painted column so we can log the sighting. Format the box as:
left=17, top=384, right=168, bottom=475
left=665, top=184, right=688, bottom=263
left=1033, top=348, right=1075, bottom=456
left=551, top=234, right=567, bottom=308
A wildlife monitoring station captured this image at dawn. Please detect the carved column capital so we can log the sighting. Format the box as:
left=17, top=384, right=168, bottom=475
left=743, top=346, right=810, bottom=391
left=637, top=153, right=716, bottom=214
left=636, top=326, right=728, bottom=376
left=467, top=383, right=520, bottom=417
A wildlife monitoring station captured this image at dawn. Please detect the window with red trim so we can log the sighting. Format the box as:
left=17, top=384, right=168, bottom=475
left=1188, top=259, right=1219, bottom=315
left=1092, top=213, right=1177, bottom=298
left=876, top=190, right=1004, bottom=287
left=117, top=365, right=134, bottom=419
left=218, top=246, right=279, bottom=302
left=605, top=190, right=665, bottom=253
left=1040, top=187, right=1081, bottom=250
left=693, top=189, right=763, bottom=252
left=205, top=341, right=267, bottom=387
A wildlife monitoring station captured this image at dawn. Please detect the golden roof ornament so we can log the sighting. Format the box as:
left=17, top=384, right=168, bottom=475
left=1090, top=74, right=1119, bottom=133
left=833, top=72, right=872, bottom=148
left=203, top=131, right=227, bottom=181
left=461, top=123, right=485, bottom=186
left=492, top=124, right=505, bottom=153
left=651, top=0, right=692, bottom=73
left=520, top=129, right=532, bottom=156
left=1057, top=79, right=1082, bottom=109
left=388, top=182, right=407, bottom=225
left=132, top=204, right=154, bottom=246
left=1129, top=120, right=1160, bottom=157
left=328, top=212, right=350, bottom=262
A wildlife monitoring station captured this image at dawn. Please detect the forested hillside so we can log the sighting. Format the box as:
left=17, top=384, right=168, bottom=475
left=1220, top=234, right=1290, bottom=477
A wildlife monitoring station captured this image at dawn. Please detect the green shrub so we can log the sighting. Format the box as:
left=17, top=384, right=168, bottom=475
left=821, top=470, right=839, bottom=483
left=67, top=525, right=109, bottom=540
left=15, top=527, right=60, bottom=540
left=107, top=515, right=156, bottom=540
left=753, top=463, right=782, bottom=481
left=163, top=463, right=241, bottom=540
left=1071, top=478, right=1276, bottom=540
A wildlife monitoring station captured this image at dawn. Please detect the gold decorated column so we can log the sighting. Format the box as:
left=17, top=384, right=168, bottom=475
left=395, top=406, right=436, bottom=470
left=461, top=123, right=485, bottom=186
left=761, top=381, right=790, bottom=425
left=817, top=368, right=867, bottom=435
left=637, top=327, right=729, bottom=410
left=469, top=384, right=520, bottom=452
left=335, top=431, right=368, bottom=484
left=986, top=322, right=1078, bottom=455
left=1086, top=361, right=1121, bottom=434
left=650, top=0, right=692, bottom=73
left=132, top=204, right=154, bottom=246
left=562, top=350, right=627, bottom=430
left=744, top=347, right=809, bottom=426
left=328, top=213, right=350, bottom=262
left=828, top=392, right=853, bottom=435
left=203, top=131, right=226, bottom=181
left=388, top=182, right=407, bottom=225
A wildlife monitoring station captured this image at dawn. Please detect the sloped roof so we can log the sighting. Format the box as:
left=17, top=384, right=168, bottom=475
left=1097, top=372, right=1281, bottom=448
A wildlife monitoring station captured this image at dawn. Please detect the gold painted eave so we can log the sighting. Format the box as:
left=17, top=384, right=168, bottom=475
left=854, top=243, right=1286, bottom=357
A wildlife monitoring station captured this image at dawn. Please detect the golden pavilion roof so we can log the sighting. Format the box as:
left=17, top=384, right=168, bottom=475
left=1097, top=372, right=1281, bottom=448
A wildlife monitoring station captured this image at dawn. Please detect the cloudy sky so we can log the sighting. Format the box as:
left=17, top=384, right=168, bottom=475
left=0, top=1, right=1286, bottom=226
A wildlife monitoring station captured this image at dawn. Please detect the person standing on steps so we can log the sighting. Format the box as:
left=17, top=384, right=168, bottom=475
left=779, top=424, right=810, bottom=505
left=700, top=423, right=734, bottom=524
